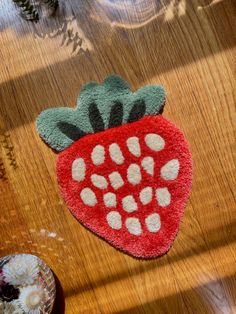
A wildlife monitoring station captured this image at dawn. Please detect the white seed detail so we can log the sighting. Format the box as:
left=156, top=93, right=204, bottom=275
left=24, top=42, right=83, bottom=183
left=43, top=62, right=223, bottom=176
left=104, top=192, right=117, bottom=208
left=122, top=195, right=138, bottom=213
left=91, top=174, right=108, bottom=189
left=139, top=187, right=153, bottom=205
left=125, top=218, right=142, bottom=236
left=126, top=137, right=141, bottom=157
left=106, top=211, right=122, bottom=230
left=141, top=156, right=154, bottom=176
left=161, top=159, right=180, bottom=180
left=145, top=133, right=165, bottom=152
left=109, top=143, right=124, bottom=165
left=72, top=158, right=86, bottom=182
left=109, top=172, right=124, bottom=190
left=80, top=188, right=97, bottom=206
left=156, top=188, right=171, bottom=207
left=145, top=213, right=161, bottom=233
left=91, top=145, right=105, bottom=165
left=127, top=164, right=142, bottom=185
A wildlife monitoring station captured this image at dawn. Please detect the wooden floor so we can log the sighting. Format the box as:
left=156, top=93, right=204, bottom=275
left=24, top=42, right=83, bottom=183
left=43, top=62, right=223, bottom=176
left=0, top=0, right=235, bottom=313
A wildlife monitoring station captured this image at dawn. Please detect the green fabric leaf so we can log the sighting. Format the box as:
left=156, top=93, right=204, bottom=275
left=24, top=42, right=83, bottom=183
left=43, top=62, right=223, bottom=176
left=36, top=75, right=166, bottom=151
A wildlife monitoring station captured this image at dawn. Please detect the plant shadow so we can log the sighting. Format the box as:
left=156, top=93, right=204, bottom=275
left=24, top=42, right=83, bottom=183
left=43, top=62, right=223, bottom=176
left=0, top=0, right=235, bottom=131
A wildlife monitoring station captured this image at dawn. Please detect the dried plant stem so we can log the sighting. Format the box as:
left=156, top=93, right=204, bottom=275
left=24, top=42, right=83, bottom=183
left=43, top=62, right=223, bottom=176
left=43, top=0, right=58, bottom=11
left=13, top=0, right=59, bottom=21
left=13, top=0, right=39, bottom=21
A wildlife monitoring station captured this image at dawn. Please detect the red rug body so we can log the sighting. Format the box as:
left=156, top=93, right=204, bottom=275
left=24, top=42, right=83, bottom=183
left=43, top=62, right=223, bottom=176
left=56, top=115, right=192, bottom=258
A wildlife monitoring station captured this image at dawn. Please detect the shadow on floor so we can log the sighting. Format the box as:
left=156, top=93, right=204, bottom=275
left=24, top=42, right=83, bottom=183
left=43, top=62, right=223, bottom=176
left=113, top=274, right=236, bottom=314
left=0, top=0, right=235, bottom=131
left=51, top=272, right=65, bottom=314
left=63, top=219, right=236, bottom=298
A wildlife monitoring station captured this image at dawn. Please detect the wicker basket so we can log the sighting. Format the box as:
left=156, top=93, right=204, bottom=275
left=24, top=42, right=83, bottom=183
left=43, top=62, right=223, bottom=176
left=0, top=254, right=56, bottom=314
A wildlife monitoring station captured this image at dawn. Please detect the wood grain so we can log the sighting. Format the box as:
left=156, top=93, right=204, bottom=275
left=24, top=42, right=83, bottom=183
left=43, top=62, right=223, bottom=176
left=0, top=0, right=235, bottom=313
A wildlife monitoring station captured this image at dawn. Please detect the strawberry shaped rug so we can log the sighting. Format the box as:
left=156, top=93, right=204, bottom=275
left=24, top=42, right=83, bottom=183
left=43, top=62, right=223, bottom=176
left=36, top=75, right=192, bottom=259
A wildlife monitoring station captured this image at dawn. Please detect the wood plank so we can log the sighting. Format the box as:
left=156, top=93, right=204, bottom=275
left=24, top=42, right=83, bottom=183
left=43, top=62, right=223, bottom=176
left=0, top=0, right=235, bottom=313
